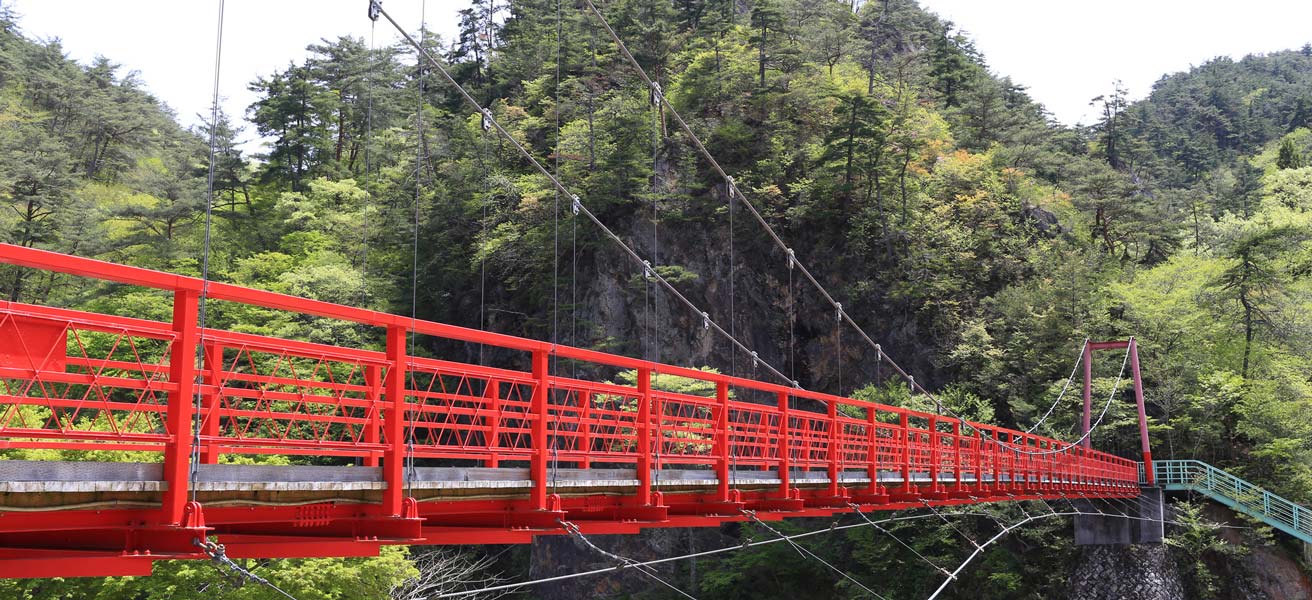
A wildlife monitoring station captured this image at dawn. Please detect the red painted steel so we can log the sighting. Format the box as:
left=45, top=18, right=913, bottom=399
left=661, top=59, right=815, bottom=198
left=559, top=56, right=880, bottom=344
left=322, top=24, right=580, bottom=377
left=0, top=243, right=1141, bottom=578
left=1079, top=339, right=1155, bottom=484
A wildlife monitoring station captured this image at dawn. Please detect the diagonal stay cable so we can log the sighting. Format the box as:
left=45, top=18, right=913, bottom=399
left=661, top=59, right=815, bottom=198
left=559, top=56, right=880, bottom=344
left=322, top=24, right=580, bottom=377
left=579, top=0, right=1118, bottom=458
left=368, top=1, right=798, bottom=389
left=558, top=519, right=698, bottom=600
left=918, top=499, right=982, bottom=549
left=741, top=509, right=889, bottom=599
left=434, top=497, right=1236, bottom=600
left=196, top=539, right=299, bottom=600
left=848, top=503, right=953, bottom=579
left=434, top=510, right=970, bottom=598
left=924, top=510, right=1082, bottom=600
left=918, top=499, right=1240, bottom=600
left=1002, top=493, right=1034, bottom=519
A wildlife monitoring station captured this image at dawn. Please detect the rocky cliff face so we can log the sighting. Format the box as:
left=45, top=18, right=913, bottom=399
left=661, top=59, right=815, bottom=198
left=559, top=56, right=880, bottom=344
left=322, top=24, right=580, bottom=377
left=529, top=527, right=717, bottom=600
left=1067, top=503, right=1312, bottom=600
left=1209, top=505, right=1312, bottom=600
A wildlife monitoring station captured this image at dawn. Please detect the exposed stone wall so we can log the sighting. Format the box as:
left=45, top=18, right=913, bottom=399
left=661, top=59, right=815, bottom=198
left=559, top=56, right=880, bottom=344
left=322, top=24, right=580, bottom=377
left=1068, top=545, right=1185, bottom=600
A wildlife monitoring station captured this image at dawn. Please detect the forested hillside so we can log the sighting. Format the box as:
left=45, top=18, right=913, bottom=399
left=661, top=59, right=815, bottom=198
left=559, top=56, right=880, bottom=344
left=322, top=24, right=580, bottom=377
left=3, top=0, right=1312, bottom=597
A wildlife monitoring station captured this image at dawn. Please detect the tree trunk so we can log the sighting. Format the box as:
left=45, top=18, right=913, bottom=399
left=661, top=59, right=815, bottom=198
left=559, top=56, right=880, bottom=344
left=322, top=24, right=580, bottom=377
left=1241, top=293, right=1254, bottom=379
left=844, top=99, right=857, bottom=189
left=898, top=146, right=911, bottom=225
left=335, top=101, right=346, bottom=163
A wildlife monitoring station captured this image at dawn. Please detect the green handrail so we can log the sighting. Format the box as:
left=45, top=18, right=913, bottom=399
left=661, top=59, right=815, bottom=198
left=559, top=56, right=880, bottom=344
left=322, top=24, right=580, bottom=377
left=1148, top=459, right=1312, bottom=544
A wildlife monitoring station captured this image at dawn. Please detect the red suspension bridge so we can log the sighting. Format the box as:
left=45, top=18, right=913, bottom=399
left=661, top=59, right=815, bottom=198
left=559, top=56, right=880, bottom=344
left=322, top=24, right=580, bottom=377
left=0, top=1, right=1170, bottom=588
left=0, top=243, right=1145, bottom=579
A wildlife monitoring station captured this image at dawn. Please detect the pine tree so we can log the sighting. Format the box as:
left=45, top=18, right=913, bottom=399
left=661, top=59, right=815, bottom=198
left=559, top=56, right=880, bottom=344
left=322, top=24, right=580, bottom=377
left=1276, top=137, right=1306, bottom=170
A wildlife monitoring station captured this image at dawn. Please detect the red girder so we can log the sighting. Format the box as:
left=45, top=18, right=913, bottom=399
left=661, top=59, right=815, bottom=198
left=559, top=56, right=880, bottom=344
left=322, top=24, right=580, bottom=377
left=0, top=243, right=1145, bottom=578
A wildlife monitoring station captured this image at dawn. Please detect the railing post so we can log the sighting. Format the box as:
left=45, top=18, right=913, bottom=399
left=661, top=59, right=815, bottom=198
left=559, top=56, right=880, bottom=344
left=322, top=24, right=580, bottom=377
left=579, top=390, right=592, bottom=470
left=383, top=324, right=408, bottom=517
left=899, top=412, right=912, bottom=493
left=1039, top=439, right=1048, bottom=489
left=635, top=367, right=652, bottom=506
left=1077, top=446, right=1087, bottom=490
left=976, top=427, right=987, bottom=493
left=866, top=407, right=880, bottom=495
left=162, top=289, right=199, bottom=525
left=953, top=420, right=964, bottom=492
left=484, top=378, right=501, bottom=468
left=927, top=415, right=941, bottom=493
left=363, top=364, right=382, bottom=467
left=827, top=399, right=840, bottom=497
left=531, top=350, right=551, bottom=510
left=715, top=380, right=730, bottom=502
left=198, top=342, right=224, bottom=464
left=1007, top=433, right=1019, bottom=491
left=1022, top=435, right=1033, bottom=490
left=778, top=391, right=791, bottom=498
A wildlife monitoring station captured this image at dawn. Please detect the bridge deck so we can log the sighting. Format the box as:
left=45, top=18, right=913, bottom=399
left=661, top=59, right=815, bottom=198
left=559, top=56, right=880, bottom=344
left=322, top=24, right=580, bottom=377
left=0, top=461, right=1081, bottom=496
left=0, top=243, right=1141, bottom=578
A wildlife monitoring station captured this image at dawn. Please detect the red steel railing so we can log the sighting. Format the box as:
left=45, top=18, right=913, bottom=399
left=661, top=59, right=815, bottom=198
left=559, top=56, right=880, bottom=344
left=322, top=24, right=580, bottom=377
left=0, top=243, right=1140, bottom=575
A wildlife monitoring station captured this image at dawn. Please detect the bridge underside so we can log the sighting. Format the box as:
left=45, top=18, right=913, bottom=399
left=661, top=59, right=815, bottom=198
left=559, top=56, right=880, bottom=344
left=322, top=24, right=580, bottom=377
left=0, top=461, right=1135, bottom=578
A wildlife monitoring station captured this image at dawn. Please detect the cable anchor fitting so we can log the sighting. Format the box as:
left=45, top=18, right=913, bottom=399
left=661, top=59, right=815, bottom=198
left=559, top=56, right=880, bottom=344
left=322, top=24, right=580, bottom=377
left=702, top=312, right=710, bottom=331
left=643, top=260, right=654, bottom=281
left=835, top=302, right=843, bottom=323
left=650, top=81, right=663, bottom=106
left=751, top=351, right=759, bottom=368
left=481, top=108, right=493, bottom=132
left=367, top=0, right=382, bottom=22
left=786, top=248, right=795, bottom=270
left=571, top=194, right=581, bottom=216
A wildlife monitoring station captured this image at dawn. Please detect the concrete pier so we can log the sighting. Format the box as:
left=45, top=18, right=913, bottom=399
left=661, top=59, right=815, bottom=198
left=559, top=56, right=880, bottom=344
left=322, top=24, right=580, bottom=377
left=1074, top=487, right=1165, bottom=545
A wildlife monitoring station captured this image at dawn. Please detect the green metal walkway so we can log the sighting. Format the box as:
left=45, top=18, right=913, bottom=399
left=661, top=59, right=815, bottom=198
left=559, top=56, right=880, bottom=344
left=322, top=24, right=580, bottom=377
left=1149, top=460, right=1312, bottom=544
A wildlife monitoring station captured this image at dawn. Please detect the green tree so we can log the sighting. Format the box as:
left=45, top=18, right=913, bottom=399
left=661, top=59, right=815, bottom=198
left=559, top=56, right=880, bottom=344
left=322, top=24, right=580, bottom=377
left=749, top=0, right=786, bottom=87
left=1212, top=225, right=1306, bottom=377
left=249, top=65, right=335, bottom=191
left=1276, top=136, right=1306, bottom=170
left=1090, top=81, right=1130, bottom=170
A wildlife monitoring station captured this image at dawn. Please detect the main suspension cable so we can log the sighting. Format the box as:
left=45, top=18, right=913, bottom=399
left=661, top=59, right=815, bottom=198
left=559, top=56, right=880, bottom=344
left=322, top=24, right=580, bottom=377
left=1022, top=338, right=1087, bottom=434
left=369, top=1, right=797, bottom=388
left=1014, top=340, right=1130, bottom=456
left=578, top=0, right=1112, bottom=456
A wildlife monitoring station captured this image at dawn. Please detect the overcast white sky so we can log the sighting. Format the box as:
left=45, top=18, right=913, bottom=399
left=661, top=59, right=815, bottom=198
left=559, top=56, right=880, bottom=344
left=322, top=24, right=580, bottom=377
left=8, top=0, right=463, bottom=148
left=9, top=0, right=1312, bottom=144
left=919, top=0, right=1312, bottom=125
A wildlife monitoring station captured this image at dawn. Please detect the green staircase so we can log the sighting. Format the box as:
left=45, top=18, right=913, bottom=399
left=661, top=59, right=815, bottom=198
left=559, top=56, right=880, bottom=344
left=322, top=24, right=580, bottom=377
left=1149, top=459, right=1312, bottom=544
